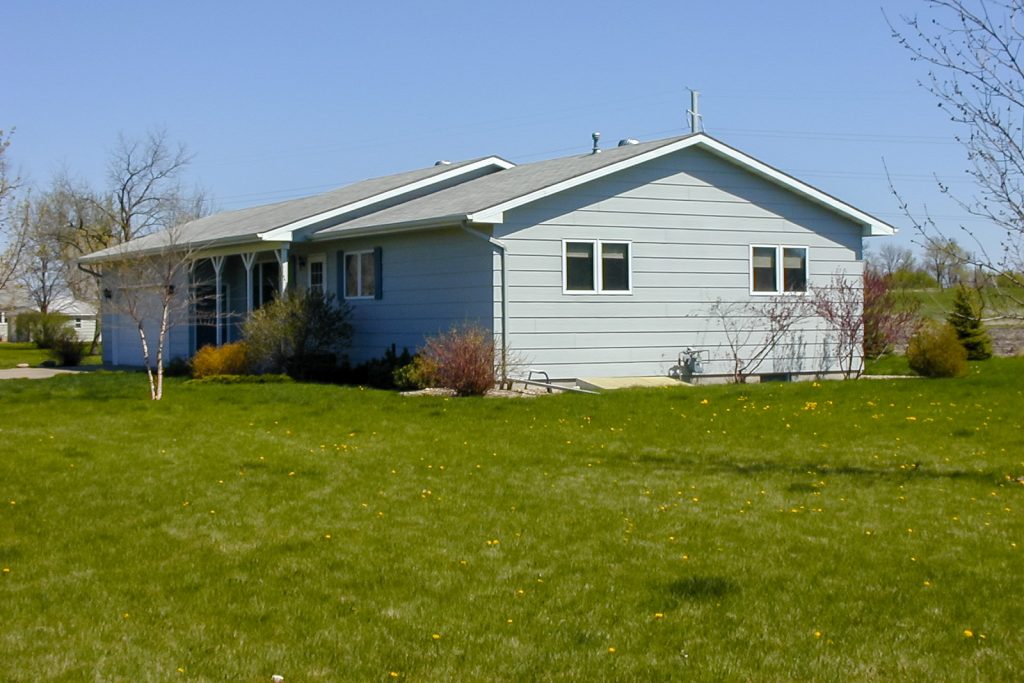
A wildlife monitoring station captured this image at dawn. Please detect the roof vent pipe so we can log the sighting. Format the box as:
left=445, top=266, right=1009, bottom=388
left=434, top=160, right=452, bottom=166
left=618, top=138, right=639, bottom=146
left=591, top=132, right=601, bottom=154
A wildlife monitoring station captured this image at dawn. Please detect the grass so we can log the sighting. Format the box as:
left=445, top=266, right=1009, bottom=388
left=1, top=363, right=1022, bottom=681
left=906, top=286, right=1024, bottom=322
left=863, top=354, right=913, bottom=376
left=0, top=342, right=102, bottom=369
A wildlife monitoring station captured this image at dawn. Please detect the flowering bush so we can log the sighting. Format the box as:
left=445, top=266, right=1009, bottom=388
left=191, top=341, right=250, bottom=378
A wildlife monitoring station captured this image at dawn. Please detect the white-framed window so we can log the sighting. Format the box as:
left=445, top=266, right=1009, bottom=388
left=344, top=250, right=376, bottom=299
left=307, top=254, right=325, bottom=295
left=750, top=245, right=808, bottom=294
left=563, top=240, right=632, bottom=294
left=74, top=318, right=82, bottom=329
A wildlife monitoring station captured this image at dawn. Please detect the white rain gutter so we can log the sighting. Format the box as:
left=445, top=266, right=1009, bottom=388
left=460, top=221, right=509, bottom=384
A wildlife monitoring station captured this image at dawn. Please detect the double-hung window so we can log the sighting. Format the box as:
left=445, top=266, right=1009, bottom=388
left=563, top=240, right=632, bottom=293
left=750, top=245, right=808, bottom=294
left=345, top=250, right=376, bottom=299
left=307, top=255, right=325, bottom=295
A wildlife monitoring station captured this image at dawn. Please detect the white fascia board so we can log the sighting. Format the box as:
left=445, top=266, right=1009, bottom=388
left=78, top=236, right=283, bottom=265
left=695, top=137, right=897, bottom=237
left=467, top=134, right=897, bottom=236
left=257, top=156, right=515, bottom=242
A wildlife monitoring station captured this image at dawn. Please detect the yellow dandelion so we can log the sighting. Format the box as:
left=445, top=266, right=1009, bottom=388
left=432, top=633, right=442, bottom=641
left=963, top=629, right=974, bottom=638
left=324, top=534, right=332, bottom=540
left=2, top=567, right=10, bottom=574
left=654, top=613, right=665, bottom=620
left=389, top=672, right=400, bottom=678
left=607, top=647, right=616, bottom=653
left=700, top=399, right=709, bottom=405
left=814, top=631, right=822, bottom=638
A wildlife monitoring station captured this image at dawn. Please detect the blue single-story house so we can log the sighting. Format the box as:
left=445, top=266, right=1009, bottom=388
left=80, top=132, right=895, bottom=381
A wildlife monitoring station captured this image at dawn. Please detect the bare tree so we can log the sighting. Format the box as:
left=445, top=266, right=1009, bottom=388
left=710, top=297, right=811, bottom=383
left=14, top=192, right=70, bottom=313
left=0, top=129, right=27, bottom=293
left=101, top=233, right=199, bottom=400
left=811, top=272, right=867, bottom=379
left=97, top=129, right=208, bottom=243
left=889, top=0, right=1024, bottom=312
left=868, top=242, right=917, bottom=277
left=922, top=237, right=969, bottom=288
left=66, top=130, right=208, bottom=356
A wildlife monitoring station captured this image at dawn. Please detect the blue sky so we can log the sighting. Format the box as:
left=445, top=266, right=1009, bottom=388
left=2, top=1, right=989, bottom=256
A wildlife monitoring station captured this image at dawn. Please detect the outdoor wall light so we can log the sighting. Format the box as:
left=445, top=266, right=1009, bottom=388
left=103, top=288, right=112, bottom=299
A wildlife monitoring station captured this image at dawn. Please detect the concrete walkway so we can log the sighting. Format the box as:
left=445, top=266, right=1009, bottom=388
left=0, top=367, right=96, bottom=380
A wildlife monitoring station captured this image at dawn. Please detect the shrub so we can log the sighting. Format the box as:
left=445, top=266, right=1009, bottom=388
left=51, top=330, right=86, bottom=366
left=14, top=312, right=74, bottom=348
left=244, top=291, right=352, bottom=378
left=341, top=344, right=413, bottom=388
left=393, top=354, right=437, bottom=390
left=907, top=321, right=968, bottom=378
left=418, top=324, right=495, bottom=396
left=164, top=356, right=192, bottom=378
left=191, top=342, right=250, bottom=378
left=947, top=285, right=992, bottom=360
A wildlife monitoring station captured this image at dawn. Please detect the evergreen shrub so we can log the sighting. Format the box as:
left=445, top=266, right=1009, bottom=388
left=947, top=285, right=992, bottom=360
left=907, top=321, right=968, bottom=378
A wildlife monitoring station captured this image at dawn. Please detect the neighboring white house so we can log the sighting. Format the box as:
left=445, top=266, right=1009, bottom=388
left=80, top=133, right=895, bottom=380
left=0, top=288, right=99, bottom=344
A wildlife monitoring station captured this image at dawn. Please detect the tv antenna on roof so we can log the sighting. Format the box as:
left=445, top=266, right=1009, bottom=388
left=687, top=88, right=703, bottom=133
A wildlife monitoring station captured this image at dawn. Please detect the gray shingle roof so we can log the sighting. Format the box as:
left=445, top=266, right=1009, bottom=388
left=80, top=156, right=505, bottom=262
left=317, top=135, right=694, bottom=235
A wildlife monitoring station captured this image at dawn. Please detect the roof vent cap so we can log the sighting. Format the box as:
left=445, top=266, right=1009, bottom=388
left=434, top=160, right=452, bottom=166
left=618, top=138, right=640, bottom=147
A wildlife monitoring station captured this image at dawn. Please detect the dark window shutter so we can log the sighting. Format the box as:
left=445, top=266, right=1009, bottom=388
left=373, top=247, right=383, bottom=300
left=336, top=250, right=345, bottom=300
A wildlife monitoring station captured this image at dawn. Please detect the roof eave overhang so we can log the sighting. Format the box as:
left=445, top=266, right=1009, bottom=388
left=256, top=156, right=514, bottom=242
left=78, top=234, right=286, bottom=266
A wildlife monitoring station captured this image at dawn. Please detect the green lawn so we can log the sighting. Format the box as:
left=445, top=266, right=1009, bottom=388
left=1, top=363, right=1022, bottom=681
left=0, top=342, right=102, bottom=369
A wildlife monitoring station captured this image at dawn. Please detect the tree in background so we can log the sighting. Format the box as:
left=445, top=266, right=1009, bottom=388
left=14, top=190, right=70, bottom=314
left=64, top=130, right=208, bottom=357
left=863, top=268, right=922, bottom=358
left=869, top=242, right=917, bottom=277
left=0, top=129, right=27, bottom=293
left=947, top=284, right=993, bottom=359
left=922, top=237, right=968, bottom=289
left=891, top=0, right=1024, bottom=313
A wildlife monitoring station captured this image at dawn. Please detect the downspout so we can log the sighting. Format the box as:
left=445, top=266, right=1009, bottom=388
left=460, top=221, right=509, bottom=385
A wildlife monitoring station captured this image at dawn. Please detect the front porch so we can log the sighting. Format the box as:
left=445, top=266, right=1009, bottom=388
left=189, top=245, right=326, bottom=353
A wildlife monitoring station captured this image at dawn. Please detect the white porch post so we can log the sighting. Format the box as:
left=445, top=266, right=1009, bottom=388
left=276, top=247, right=290, bottom=294
left=241, top=252, right=256, bottom=315
left=211, top=255, right=225, bottom=346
